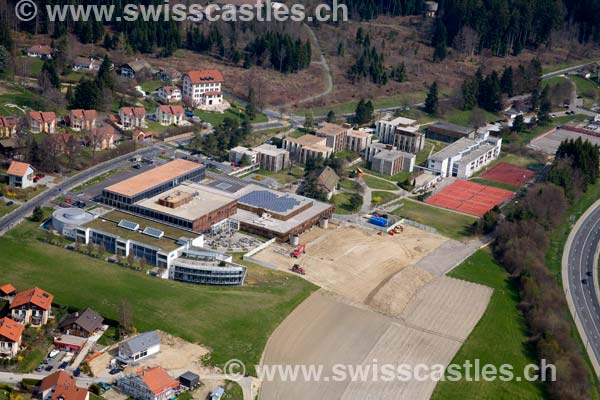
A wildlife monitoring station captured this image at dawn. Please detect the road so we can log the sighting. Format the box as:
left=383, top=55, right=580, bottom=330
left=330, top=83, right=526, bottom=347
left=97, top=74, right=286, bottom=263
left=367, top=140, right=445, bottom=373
left=542, top=60, right=600, bottom=79
left=0, top=146, right=156, bottom=235
left=563, top=200, right=600, bottom=377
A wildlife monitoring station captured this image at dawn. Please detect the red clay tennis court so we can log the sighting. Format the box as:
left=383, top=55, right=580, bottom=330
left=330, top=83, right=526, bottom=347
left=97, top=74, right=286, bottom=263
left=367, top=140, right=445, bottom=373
left=426, top=180, right=515, bottom=217
left=480, top=162, right=535, bottom=186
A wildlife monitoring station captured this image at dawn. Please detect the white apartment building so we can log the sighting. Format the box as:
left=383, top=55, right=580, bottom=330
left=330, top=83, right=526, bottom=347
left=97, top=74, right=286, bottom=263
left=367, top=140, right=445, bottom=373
left=182, top=70, right=224, bottom=108
left=427, top=133, right=502, bottom=178
left=347, top=129, right=372, bottom=153
left=375, top=116, right=417, bottom=143
left=156, top=105, right=185, bottom=126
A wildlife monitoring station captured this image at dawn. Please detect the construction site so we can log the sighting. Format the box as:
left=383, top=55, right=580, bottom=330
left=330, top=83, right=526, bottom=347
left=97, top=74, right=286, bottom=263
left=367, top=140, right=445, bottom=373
left=256, top=222, right=492, bottom=400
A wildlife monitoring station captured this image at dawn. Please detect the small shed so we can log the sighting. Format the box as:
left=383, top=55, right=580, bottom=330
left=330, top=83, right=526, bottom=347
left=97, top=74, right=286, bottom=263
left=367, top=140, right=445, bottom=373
left=178, top=371, right=200, bottom=388
left=210, top=387, right=225, bottom=400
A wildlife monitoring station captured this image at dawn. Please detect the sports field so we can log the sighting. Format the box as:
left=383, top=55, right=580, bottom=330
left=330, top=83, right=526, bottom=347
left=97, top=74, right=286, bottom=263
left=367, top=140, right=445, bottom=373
left=426, top=180, right=514, bottom=217
left=479, top=162, right=535, bottom=187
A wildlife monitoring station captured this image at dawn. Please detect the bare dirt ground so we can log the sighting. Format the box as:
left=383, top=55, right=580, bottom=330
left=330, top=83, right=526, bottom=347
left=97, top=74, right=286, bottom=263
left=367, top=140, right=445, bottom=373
left=257, top=223, right=492, bottom=400
left=252, top=224, right=447, bottom=306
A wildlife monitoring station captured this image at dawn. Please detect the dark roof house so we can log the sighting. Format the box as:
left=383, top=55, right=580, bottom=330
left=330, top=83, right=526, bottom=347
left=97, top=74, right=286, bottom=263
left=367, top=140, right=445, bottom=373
left=59, top=308, right=104, bottom=337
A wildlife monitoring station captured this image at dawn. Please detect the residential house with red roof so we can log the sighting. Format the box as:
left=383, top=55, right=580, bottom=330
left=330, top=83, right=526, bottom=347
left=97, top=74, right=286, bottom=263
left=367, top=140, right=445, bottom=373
left=25, top=45, right=53, bottom=60
left=116, top=367, right=180, bottom=400
left=156, top=105, right=185, bottom=126
left=10, top=287, right=54, bottom=327
left=0, top=116, right=18, bottom=138
left=182, top=70, right=224, bottom=108
left=7, top=161, right=35, bottom=188
left=70, top=110, right=98, bottom=131
left=119, top=107, right=146, bottom=130
left=0, top=317, right=24, bottom=358
left=86, top=126, right=119, bottom=150
left=157, top=86, right=182, bottom=104
left=40, top=371, right=89, bottom=400
left=29, top=111, right=57, bottom=134
left=0, top=284, right=16, bottom=299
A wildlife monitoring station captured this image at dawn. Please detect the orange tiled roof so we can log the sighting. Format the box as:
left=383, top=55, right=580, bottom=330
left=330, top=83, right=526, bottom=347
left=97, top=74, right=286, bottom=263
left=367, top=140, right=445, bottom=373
left=10, top=287, right=54, bottom=311
left=119, top=107, right=146, bottom=118
left=7, top=161, right=32, bottom=177
left=159, top=105, right=185, bottom=116
left=40, top=371, right=88, bottom=400
left=70, top=109, right=97, bottom=122
left=0, top=317, right=24, bottom=342
left=27, top=45, right=53, bottom=55
left=0, top=116, right=18, bottom=129
left=0, top=284, right=16, bottom=295
left=139, top=367, right=180, bottom=396
left=185, top=70, right=224, bottom=84
left=29, top=111, right=56, bottom=123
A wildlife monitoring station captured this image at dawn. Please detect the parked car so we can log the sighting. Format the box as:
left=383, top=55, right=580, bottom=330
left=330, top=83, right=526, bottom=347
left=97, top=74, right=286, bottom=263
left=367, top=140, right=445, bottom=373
left=73, top=368, right=81, bottom=377
left=109, top=368, right=121, bottom=375
left=45, top=365, right=53, bottom=372
left=6, top=201, right=14, bottom=206
left=77, top=201, right=86, bottom=208
left=58, top=362, right=68, bottom=370
left=132, top=164, right=142, bottom=169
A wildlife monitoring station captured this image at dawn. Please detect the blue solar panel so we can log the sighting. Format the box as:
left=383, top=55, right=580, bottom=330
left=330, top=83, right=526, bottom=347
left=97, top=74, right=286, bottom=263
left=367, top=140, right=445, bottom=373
left=118, top=220, right=139, bottom=231
left=239, top=190, right=301, bottom=213
left=143, top=226, right=164, bottom=238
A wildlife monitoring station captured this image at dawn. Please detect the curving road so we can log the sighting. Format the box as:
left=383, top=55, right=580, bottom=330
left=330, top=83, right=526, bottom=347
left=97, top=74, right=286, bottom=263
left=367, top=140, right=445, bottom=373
left=563, top=200, right=600, bottom=376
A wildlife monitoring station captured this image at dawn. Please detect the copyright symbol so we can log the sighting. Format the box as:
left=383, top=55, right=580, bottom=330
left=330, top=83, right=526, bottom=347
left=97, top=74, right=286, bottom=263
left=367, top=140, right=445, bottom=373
left=15, top=0, right=38, bottom=22
left=223, top=359, right=246, bottom=381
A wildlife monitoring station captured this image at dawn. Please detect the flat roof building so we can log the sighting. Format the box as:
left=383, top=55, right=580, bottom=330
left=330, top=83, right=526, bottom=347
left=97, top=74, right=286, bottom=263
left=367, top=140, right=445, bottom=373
left=253, top=144, right=290, bottom=172
left=376, top=116, right=417, bottom=144
left=346, top=129, right=372, bottom=153
left=428, top=134, right=502, bottom=178
left=372, top=150, right=416, bottom=176
left=427, top=122, right=475, bottom=143
left=316, top=122, right=350, bottom=153
left=103, top=159, right=205, bottom=207
left=282, top=135, right=332, bottom=163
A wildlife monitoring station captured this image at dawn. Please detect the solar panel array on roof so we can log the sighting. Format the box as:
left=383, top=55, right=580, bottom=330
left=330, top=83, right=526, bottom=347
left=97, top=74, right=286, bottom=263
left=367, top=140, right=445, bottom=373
left=118, top=220, right=139, bottom=231
left=239, top=190, right=302, bottom=213
left=143, top=226, right=164, bottom=239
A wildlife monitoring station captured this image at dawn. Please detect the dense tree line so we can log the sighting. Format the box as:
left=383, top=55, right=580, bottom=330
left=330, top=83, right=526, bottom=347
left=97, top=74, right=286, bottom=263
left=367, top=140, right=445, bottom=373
left=244, top=31, right=312, bottom=73
left=348, top=28, right=387, bottom=84
left=487, top=139, right=600, bottom=400
left=337, top=0, right=600, bottom=58
left=461, top=60, right=542, bottom=112
left=192, top=117, right=251, bottom=157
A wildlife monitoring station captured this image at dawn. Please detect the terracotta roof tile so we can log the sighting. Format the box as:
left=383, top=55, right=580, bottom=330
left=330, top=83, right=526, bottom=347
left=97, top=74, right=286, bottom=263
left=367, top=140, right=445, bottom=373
left=0, top=317, right=24, bottom=342
left=0, top=284, right=16, bottom=295
left=185, top=70, right=224, bottom=84
left=7, top=161, right=32, bottom=177
left=139, top=367, right=180, bottom=396
left=10, top=287, right=53, bottom=311
left=40, top=371, right=89, bottom=400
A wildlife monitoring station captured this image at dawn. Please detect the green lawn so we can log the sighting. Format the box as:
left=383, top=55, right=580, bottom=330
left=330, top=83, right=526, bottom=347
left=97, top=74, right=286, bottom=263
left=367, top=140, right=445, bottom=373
left=0, top=202, right=18, bottom=218
left=194, top=101, right=267, bottom=126
left=416, top=139, right=447, bottom=166
left=470, top=178, right=521, bottom=192
left=371, top=191, right=399, bottom=205
left=0, top=85, right=42, bottom=114
left=362, top=175, right=398, bottom=190
left=332, top=192, right=362, bottom=214
left=391, top=199, right=476, bottom=241
left=249, top=167, right=304, bottom=185
left=431, top=249, right=544, bottom=400
left=242, top=127, right=285, bottom=147
left=339, top=179, right=360, bottom=192
left=140, top=80, right=164, bottom=93
left=444, top=109, right=498, bottom=126
left=542, top=59, right=598, bottom=74
left=570, top=76, right=600, bottom=107
left=0, top=216, right=317, bottom=375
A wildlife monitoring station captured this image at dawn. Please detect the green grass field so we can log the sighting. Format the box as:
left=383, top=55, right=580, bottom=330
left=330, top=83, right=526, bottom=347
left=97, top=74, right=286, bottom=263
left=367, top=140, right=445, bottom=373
left=431, top=249, right=544, bottom=400
left=371, top=191, right=399, bottom=205
left=362, top=175, right=398, bottom=190
left=0, top=216, right=317, bottom=375
left=339, top=179, right=360, bottom=192
left=416, top=140, right=447, bottom=166
left=391, top=199, right=476, bottom=240
left=194, top=102, right=267, bottom=126
left=470, top=178, right=521, bottom=192
left=332, top=192, right=362, bottom=214
left=503, top=114, right=589, bottom=146
left=443, top=109, right=498, bottom=126
left=249, top=167, right=304, bottom=185
left=140, top=80, right=164, bottom=93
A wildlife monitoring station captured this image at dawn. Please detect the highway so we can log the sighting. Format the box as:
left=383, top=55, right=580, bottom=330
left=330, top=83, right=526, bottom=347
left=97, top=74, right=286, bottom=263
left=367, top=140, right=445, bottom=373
left=563, top=200, right=600, bottom=376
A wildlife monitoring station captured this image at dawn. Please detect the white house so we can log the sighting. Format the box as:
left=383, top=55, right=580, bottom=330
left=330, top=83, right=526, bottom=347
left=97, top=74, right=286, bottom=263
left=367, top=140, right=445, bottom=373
left=25, top=45, right=53, bottom=59
left=29, top=111, right=57, bottom=134
left=117, top=331, right=161, bottom=365
left=427, top=133, right=502, bottom=178
left=182, top=70, right=224, bottom=108
left=0, top=317, right=24, bottom=358
left=7, top=161, right=35, bottom=189
left=72, top=57, right=100, bottom=72
left=70, top=109, right=97, bottom=131
left=117, top=367, right=179, bottom=400
left=157, top=86, right=182, bottom=104
left=119, top=107, right=146, bottom=130
left=156, top=105, right=185, bottom=126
